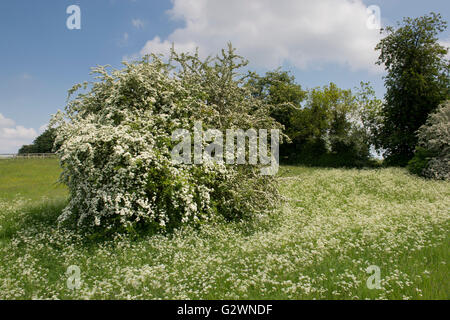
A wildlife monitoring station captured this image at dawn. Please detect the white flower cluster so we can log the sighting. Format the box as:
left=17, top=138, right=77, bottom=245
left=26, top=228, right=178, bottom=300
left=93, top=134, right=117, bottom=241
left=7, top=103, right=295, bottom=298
left=0, top=168, right=448, bottom=299
left=51, top=47, right=281, bottom=232
left=418, top=100, right=450, bottom=180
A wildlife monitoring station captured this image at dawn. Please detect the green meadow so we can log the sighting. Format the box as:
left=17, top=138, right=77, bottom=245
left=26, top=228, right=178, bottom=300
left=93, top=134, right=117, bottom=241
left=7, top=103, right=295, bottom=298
left=0, top=158, right=448, bottom=299
left=0, top=158, right=67, bottom=202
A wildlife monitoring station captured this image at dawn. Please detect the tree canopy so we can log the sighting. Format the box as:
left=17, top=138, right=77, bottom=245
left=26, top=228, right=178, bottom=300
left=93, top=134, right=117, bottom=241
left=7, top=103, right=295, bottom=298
left=375, top=12, right=450, bottom=166
left=18, top=128, right=56, bottom=154
left=247, top=71, right=378, bottom=167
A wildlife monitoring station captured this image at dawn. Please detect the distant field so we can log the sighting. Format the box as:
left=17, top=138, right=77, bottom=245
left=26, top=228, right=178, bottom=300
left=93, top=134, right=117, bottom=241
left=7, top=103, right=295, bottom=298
left=0, top=159, right=448, bottom=299
left=0, top=158, right=66, bottom=202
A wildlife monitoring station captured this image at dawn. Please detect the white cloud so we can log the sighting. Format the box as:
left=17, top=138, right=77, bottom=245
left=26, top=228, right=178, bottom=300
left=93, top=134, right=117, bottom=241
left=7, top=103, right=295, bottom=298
left=0, top=113, right=38, bottom=153
left=140, top=0, right=380, bottom=71
left=138, top=0, right=383, bottom=73
left=0, top=113, right=15, bottom=128
left=132, top=18, right=145, bottom=29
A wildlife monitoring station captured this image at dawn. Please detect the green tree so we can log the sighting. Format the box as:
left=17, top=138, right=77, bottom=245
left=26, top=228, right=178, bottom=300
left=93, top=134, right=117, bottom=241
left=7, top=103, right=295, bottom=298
left=33, top=128, right=56, bottom=153
left=18, top=128, right=56, bottom=154
left=375, top=12, right=450, bottom=166
left=302, top=83, right=371, bottom=166
left=18, top=144, right=36, bottom=154
left=354, top=82, right=383, bottom=149
left=247, top=74, right=377, bottom=166
left=246, top=69, right=306, bottom=157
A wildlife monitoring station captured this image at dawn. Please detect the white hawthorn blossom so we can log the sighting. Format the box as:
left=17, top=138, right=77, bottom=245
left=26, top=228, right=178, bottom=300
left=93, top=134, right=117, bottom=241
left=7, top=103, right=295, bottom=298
left=51, top=45, right=281, bottom=233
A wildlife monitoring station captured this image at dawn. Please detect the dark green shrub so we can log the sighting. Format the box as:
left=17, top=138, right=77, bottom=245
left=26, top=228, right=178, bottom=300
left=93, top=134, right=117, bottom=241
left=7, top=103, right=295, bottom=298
left=407, top=147, right=435, bottom=176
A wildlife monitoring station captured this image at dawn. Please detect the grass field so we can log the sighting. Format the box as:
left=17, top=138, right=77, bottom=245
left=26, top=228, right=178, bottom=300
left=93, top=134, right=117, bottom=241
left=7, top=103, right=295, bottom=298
left=0, top=158, right=448, bottom=299
left=0, top=158, right=67, bottom=202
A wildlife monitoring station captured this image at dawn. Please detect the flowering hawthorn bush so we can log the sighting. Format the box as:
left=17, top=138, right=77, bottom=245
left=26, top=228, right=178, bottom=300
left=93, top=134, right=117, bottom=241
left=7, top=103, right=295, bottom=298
left=51, top=45, right=282, bottom=233
left=416, top=100, right=450, bottom=180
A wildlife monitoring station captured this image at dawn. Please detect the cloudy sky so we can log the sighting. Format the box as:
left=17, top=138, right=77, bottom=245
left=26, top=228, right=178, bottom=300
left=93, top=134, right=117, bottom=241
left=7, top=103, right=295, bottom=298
left=0, top=0, right=449, bottom=153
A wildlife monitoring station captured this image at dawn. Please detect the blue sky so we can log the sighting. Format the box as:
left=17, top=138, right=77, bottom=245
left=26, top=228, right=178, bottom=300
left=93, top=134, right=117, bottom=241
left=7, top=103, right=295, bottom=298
left=0, top=0, right=449, bottom=153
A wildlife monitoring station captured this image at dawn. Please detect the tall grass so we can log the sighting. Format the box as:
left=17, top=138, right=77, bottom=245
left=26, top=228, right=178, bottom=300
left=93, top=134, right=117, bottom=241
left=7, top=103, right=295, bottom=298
left=0, top=160, right=448, bottom=299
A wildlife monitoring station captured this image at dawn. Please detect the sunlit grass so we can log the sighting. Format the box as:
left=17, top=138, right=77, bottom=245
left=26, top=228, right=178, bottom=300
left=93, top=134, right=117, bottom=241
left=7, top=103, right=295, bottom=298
left=0, top=159, right=448, bottom=299
left=0, top=158, right=67, bottom=202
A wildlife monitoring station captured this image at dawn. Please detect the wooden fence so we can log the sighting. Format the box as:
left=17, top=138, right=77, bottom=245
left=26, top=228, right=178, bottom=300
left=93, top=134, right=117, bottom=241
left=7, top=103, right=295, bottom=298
left=0, top=153, right=57, bottom=159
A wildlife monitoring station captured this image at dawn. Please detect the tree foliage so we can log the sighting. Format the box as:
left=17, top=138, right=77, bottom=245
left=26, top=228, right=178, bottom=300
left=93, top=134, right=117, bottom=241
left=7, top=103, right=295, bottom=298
left=246, top=69, right=306, bottom=157
left=375, top=12, right=450, bottom=166
left=247, top=72, right=376, bottom=167
left=18, top=128, right=56, bottom=154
